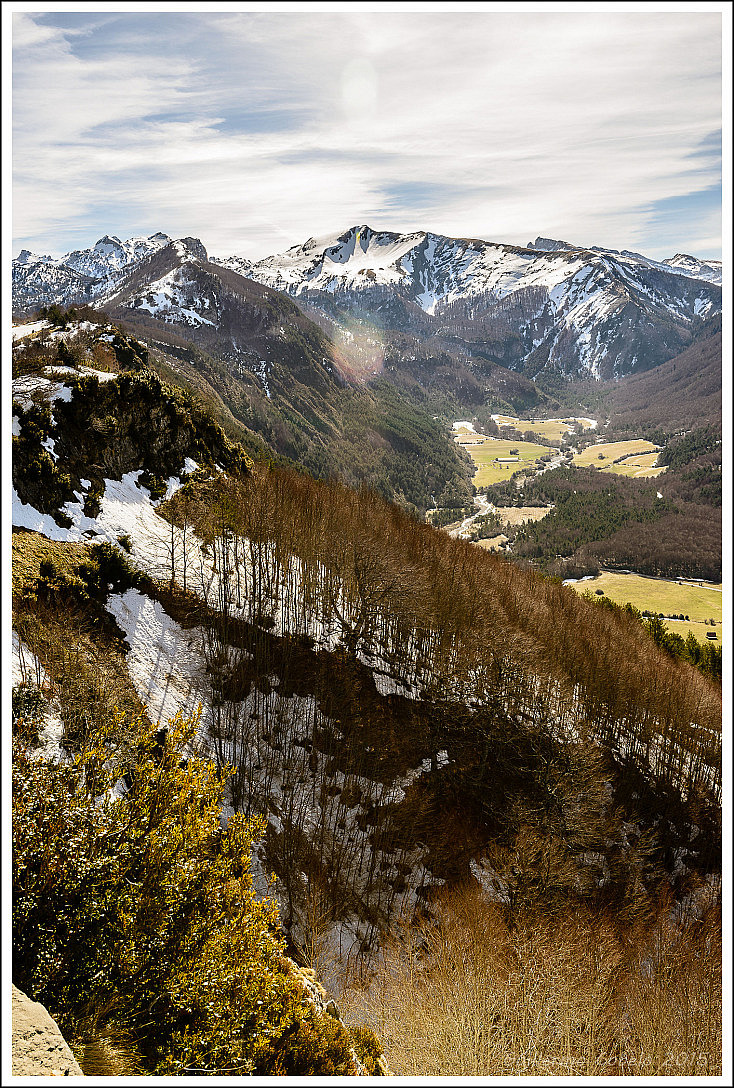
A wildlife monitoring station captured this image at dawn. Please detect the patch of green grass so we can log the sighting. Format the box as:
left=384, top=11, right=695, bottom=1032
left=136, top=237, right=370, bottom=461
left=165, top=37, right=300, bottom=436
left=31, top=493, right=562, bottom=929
left=573, top=440, right=658, bottom=471
left=495, top=506, right=551, bottom=527
left=520, top=421, right=571, bottom=442
left=464, top=438, right=559, bottom=488
left=569, top=570, right=722, bottom=645
left=604, top=451, right=666, bottom=479
left=491, top=415, right=593, bottom=443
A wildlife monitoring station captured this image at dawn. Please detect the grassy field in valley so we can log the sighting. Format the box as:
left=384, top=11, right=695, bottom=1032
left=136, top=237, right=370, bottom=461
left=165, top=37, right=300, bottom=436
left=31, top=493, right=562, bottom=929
left=490, top=414, right=597, bottom=442
left=572, top=439, right=662, bottom=478
left=459, top=438, right=560, bottom=488
left=603, top=450, right=665, bottom=478
left=495, top=506, right=551, bottom=527
left=567, top=570, right=723, bottom=645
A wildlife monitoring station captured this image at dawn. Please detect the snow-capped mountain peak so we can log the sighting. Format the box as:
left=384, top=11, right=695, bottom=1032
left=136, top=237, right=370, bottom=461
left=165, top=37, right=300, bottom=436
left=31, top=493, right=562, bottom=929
left=61, top=232, right=173, bottom=279
left=13, top=231, right=175, bottom=311
left=95, top=237, right=214, bottom=325
left=526, top=237, right=577, bottom=252
left=662, top=253, right=722, bottom=284
left=171, top=236, right=208, bottom=262
left=15, top=248, right=53, bottom=266
left=246, top=225, right=722, bottom=378
left=251, top=224, right=426, bottom=294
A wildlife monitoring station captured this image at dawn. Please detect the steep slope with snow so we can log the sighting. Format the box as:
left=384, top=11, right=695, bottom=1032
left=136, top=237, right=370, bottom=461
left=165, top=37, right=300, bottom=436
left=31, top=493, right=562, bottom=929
left=236, top=225, right=721, bottom=380
left=62, top=232, right=172, bottom=279
left=662, top=253, right=723, bottom=283
left=12, top=259, right=100, bottom=312
left=529, top=237, right=723, bottom=286
left=11, top=326, right=721, bottom=977
left=13, top=225, right=722, bottom=382
left=99, top=238, right=222, bottom=330
left=8, top=352, right=485, bottom=960
left=12, top=232, right=172, bottom=312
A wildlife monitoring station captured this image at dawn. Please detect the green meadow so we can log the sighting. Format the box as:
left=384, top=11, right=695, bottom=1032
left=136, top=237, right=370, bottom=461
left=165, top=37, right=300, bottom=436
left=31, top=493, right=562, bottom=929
left=569, top=569, right=722, bottom=645
left=572, top=439, right=660, bottom=475
left=463, top=438, right=559, bottom=488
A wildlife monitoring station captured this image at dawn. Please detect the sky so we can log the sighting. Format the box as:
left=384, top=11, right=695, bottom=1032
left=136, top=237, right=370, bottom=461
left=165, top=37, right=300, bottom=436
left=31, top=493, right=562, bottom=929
left=8, top=4, right=728, bottom=262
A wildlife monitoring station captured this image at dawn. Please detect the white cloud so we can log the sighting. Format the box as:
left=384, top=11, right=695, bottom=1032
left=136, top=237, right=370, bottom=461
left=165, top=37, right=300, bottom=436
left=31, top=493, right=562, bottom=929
left=11, top=10, right=723, bottom=260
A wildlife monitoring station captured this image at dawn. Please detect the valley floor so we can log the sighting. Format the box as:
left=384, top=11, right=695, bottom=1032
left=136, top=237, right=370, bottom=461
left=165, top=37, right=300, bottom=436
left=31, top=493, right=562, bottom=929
left=564, top=569, right=723, bottom=646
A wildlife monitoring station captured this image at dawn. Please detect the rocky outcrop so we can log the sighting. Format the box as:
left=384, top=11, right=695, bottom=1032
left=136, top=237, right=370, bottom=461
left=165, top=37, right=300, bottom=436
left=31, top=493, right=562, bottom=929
left=12, top=985, right=83, bottom=1076
left=288, top=965, right=391, bottom=1075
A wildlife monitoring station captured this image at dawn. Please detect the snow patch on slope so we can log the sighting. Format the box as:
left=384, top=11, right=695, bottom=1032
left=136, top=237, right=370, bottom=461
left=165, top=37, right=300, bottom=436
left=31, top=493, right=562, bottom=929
left=106, top=588, right=208, bottom=726
left=12, top=320, right=50, bottom=341
left=128, top=267, right=216, bottom=326
left=11, top=633, right=66, bottom=762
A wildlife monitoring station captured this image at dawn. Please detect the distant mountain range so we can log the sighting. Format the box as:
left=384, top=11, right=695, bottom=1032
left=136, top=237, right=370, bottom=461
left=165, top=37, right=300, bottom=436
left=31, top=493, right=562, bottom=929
left=227, top=226, right=721, bottom=380
left=58, top=237, right=472, bottom=514
left=13, top=232, right=172, bottom=310
left=13, top=226, right=722, bottom=382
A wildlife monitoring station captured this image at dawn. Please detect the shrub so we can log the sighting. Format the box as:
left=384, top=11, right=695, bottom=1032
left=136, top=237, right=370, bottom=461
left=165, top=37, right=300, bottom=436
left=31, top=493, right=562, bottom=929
left=57, top=340, right=83, bottom=367
left=83, top=480, right=105, bottom=518
left=12, top=683, right=47, bottom=746
left=350, top=1025, right=388, bottom=1074
left=341, top=886, right=721, bottom=1076
left=12, top=710, right=372, bottom=1075
left=138, top=470, right=168, bottom=501
left=252, top=1003, right=357, bottom=1076
left=45, top=304, right=69, bottom=328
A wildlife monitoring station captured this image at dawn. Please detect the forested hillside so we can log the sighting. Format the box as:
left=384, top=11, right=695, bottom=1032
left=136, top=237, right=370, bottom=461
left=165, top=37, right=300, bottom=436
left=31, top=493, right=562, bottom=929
left=602, top=320, right=722, bottom=435
left=16, top=304, right=474, bottom=515
left=538, top=316, right=722, bottom=437
left=504, top=461, right=721, bottom=581
left=11, top=309, right=722, bottom=1075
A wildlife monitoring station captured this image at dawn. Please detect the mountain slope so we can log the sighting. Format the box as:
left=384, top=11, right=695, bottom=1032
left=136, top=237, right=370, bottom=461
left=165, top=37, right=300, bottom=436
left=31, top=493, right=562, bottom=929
left=229, top=225, right=721, bottom=380
left=662, top=253, right=723, bottom=283
left=12, top=232, right=172, bottom=313
left=15, top=226, right=721, bottom=385
left=11, top=345, right=721, bottom=957
left=89, top=243, right=474, bottom=512
left=529, top=236, right=722, bottom=286
left=603, top=323, right=722, bottom=434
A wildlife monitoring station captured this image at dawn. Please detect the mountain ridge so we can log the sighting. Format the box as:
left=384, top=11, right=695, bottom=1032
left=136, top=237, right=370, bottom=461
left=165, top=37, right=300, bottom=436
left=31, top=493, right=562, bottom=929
left=232, top=224, right=721, bottom=380
left=14, top=225, right=722, bottom=381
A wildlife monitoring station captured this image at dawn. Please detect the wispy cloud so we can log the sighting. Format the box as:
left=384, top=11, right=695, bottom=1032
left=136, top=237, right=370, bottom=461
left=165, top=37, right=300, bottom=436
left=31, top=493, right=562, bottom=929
left=11, top=9, right=723, bottom=260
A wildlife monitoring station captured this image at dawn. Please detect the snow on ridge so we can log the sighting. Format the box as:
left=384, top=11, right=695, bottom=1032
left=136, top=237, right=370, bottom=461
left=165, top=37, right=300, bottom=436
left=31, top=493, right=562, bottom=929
left=61, top=232, right=172, bottom=278
left=662, top=253, right=722, bottom=285
left=12, top=373, right=73, bottom=410
left=47, top=364, right=119, bottom=383
left=11, top=366, right=117, bottom=414
left=129, top=267, right=215, bottom=326
left=12, top=320, right=50, bottom=341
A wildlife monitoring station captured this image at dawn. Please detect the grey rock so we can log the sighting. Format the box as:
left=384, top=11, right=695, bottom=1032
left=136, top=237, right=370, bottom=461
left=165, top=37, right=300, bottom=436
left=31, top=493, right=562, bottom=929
left=11, top=985, right=83, bottom=1076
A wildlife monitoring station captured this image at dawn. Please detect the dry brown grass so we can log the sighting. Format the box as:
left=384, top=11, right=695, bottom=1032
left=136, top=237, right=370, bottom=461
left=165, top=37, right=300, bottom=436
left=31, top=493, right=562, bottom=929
left=72, top=1024, right=145, bottom=1076
left=12, top=529, right=91, bottom=600
left=14, top=600, right=146, bottom=749
left=342, top=886, right=721, bottom=1077
left=495, top=506, right=550, bottom=527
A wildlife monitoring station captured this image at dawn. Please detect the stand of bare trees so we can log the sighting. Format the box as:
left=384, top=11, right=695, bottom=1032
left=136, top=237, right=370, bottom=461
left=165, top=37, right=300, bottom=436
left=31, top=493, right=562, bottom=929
left=156, top=463, right=720, bottom=955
